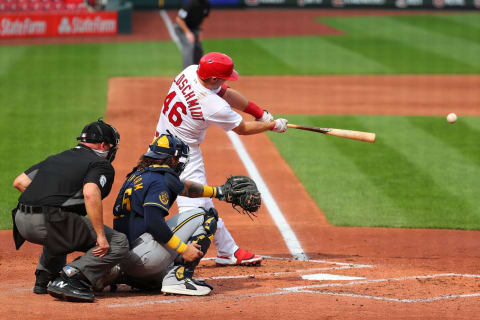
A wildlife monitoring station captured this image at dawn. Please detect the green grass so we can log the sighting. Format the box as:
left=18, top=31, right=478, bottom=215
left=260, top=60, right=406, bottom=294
left=267, top=115, right=480, bottom=229
left=0, top=41, right=180, bottom=228
left=206, top=13, right=480, bottom=75
left=1, top=12, right=479, bottom=229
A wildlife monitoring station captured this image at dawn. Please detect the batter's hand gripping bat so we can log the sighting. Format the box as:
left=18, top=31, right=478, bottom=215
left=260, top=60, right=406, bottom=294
left=287, top=124, right=376, bottom=143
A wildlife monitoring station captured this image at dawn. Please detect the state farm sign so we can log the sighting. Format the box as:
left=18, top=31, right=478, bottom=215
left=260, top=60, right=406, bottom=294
left=1, top=17, right=47, bottom=37
left=0, top=12, right=118, bottom=38
left=57, top=16, right=116, bottom=35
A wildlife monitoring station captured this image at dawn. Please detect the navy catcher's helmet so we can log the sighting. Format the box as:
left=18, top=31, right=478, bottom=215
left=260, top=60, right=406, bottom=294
left=77, top=119, right=120, bottom=162
left=145, top=134, right=190, bottom=174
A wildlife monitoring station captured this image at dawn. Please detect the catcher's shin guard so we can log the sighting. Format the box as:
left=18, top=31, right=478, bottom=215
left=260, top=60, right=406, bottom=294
left=183, top=208, right=218, bottom=278
left=184, top=233, right=211, bottom=278
left=203, top=208, right=218, bottom=237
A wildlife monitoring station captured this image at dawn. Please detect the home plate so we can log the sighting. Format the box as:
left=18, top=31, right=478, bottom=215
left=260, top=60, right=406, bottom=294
left=302, top=273, right=365, bottom=281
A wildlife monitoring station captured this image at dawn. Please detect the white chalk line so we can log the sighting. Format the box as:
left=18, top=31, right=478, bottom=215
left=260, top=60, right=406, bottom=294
left=293, top=290, right=480, bottom=303
left=282, top=273, right=480, bottom=291
left=227, top=132, right=308, bottom=260
left=200, top=264, right=372, bottom=281
left=203, top=255, right=372, bottom=268
left=105, top=273, right=480, bottom=308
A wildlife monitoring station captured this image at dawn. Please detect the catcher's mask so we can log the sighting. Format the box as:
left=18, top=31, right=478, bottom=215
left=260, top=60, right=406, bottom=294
left=197, top=52, right=238, bottom=81
left=77, top=119, right=120, bottom=163
left=144, top=134, right=190, bottom=174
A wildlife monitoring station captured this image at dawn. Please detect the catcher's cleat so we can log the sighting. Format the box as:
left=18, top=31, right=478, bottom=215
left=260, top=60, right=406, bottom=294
left=161, top=266, right=212, bottom=296
left=33, top=270, right=58, bottom=294
left=215, top=248, right=263, bottom=266
left=47, top=267, right=94, bottom=303
left=161, top=277, right=212, bottom=296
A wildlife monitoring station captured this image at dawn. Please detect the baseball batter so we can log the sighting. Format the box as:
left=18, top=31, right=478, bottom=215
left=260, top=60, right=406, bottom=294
left=154, top=52, right=288, bottom=265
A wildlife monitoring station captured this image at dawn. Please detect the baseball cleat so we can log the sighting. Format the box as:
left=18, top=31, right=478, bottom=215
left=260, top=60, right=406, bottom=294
left=161, top=277, right=212, bottom=296
left=162, top=266, right=212, bottom=296
left=33, top=270, right=58, bottom=294
left=215, top=248, right=263, bottom=266
left=47, top=267, right=94, bottom=302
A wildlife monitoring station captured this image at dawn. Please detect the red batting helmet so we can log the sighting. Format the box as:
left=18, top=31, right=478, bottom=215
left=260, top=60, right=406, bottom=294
left=197, top=52, right=239, bottom=81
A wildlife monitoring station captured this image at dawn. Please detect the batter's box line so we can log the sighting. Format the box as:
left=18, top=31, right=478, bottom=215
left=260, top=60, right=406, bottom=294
left=201, top=264, right=372, bottom=281
left=283, top=273, right=480, bottom=303
left=203, top=255, right=373, bottom=269
left=105, top=273, right=480, bottom=308
left=292, top=290, right=480, bottom=303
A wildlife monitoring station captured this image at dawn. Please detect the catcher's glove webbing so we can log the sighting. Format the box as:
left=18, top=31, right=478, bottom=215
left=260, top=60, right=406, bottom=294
left=216, top=176, right=261, bottom=219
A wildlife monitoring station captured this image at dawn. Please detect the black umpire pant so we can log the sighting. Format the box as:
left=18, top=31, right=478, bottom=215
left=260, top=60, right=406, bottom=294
left=15, top=207, right=129, bottom=288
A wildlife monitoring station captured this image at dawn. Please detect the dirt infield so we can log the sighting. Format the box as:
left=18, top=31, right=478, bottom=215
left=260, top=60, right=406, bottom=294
left=2, top=75, right=479, bottom=319
left=2, top=9, right=480, bottom=320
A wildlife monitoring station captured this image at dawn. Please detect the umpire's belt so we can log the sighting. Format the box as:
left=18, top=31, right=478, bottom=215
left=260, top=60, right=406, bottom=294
left=18, top=204, right=65, bottom=214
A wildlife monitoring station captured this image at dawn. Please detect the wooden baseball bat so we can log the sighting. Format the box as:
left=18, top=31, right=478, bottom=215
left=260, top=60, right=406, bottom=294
left=287, top=124, right=376, bottom=143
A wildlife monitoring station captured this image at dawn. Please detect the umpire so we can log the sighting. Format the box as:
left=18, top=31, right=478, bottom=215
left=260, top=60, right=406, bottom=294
left=174, top=0, right=210, bottom=69
left=12, top=119, right=129, bottom=303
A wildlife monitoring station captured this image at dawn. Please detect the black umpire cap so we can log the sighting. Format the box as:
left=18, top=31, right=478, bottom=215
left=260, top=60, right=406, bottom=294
left=77, top=119, right=120, bottom=162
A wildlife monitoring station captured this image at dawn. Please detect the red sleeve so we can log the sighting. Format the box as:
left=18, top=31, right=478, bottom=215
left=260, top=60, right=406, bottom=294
left=244, top=101, right=264, bottom=119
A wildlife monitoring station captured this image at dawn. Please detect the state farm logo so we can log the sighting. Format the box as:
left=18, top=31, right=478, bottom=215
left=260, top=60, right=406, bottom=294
left=245, top=0, right=260, bottom=5
left=433, top=0, right=444, bottom=7
left=475, top=0, right=480, bottom=8
left=58, top=18, right=72, bottom=34
left=0, top=17, right=47, bottom=36
left=332, top=0, right=344, bottom=6
left=57, top=16, right=116, bottom=34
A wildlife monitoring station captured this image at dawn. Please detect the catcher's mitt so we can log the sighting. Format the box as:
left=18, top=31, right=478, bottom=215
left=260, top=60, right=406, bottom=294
left=217, top=176, right=261, bottom=218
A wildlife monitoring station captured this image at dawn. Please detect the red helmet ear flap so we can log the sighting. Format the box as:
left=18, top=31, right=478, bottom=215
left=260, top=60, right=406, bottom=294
left=197, top=52, right=238, bottom=81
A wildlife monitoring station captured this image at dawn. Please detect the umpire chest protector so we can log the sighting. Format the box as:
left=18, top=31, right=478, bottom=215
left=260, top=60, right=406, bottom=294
left=19, top=144, right=115, bottom=215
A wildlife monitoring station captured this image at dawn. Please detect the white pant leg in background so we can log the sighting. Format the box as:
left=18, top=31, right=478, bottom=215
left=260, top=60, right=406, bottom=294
left=178, top=146, right=238, bottom=257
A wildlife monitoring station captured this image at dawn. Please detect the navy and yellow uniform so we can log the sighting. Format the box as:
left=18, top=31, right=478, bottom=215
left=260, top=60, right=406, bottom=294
left=114, top=165, right=184, bottom=248
left=110, top=134, right=217, bottom=295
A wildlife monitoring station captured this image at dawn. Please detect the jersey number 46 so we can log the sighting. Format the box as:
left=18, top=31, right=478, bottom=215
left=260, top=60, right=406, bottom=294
left=162, top=91, right=186, bottom=127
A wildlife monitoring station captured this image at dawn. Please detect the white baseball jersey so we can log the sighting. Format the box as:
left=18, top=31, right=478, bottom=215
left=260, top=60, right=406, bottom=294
left=154, top=65, right=243, bottom=256
left=154, top=65, right=242, bottom=211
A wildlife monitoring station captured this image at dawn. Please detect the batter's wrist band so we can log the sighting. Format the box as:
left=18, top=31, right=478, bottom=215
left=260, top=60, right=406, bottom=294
left=244, top=101, right=264, bottom=119
left=217, top=83, right=228, bottom=97
left=203, top=185, right=217, bottom=198
left=166, top=235, right=188, bottom=254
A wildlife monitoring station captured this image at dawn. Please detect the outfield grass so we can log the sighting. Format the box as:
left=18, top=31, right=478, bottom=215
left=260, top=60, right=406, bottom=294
left=1, top=13, right=479, bottom=229
left=267, top=115, right=480, bottom=229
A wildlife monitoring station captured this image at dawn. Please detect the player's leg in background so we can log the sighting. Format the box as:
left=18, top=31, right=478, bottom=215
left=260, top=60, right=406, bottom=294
left=174, top=24, right=195, bottom=69
left=193, top=29, right=203, bottom=65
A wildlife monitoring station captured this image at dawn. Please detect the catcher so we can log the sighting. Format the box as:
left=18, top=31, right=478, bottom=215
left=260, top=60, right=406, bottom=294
left=107, top=133, right=260, bottom=296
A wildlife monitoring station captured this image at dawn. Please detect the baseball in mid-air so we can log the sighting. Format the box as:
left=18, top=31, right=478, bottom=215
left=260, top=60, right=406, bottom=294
left=446, top=113, right=457, bottom=124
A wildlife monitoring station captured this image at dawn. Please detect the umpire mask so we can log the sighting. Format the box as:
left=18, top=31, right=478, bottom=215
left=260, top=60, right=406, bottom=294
left=77, top=119, right=120, bottom=163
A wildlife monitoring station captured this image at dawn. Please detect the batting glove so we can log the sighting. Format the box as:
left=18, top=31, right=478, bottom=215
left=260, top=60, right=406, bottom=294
left=256, top=110, right=274, bottom=123
left=272, top=118, right=288, bottom=133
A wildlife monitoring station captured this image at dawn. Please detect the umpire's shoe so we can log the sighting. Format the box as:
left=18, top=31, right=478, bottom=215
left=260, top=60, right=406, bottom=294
left=161, top=266, right=212, bottom=296
left=47, top=266, right=94, bottom=302
left=33, top=270, right=58, bottom=294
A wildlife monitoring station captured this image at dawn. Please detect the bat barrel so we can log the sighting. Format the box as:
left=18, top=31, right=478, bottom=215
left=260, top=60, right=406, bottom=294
left=287, top=124, right=376, bottom=143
